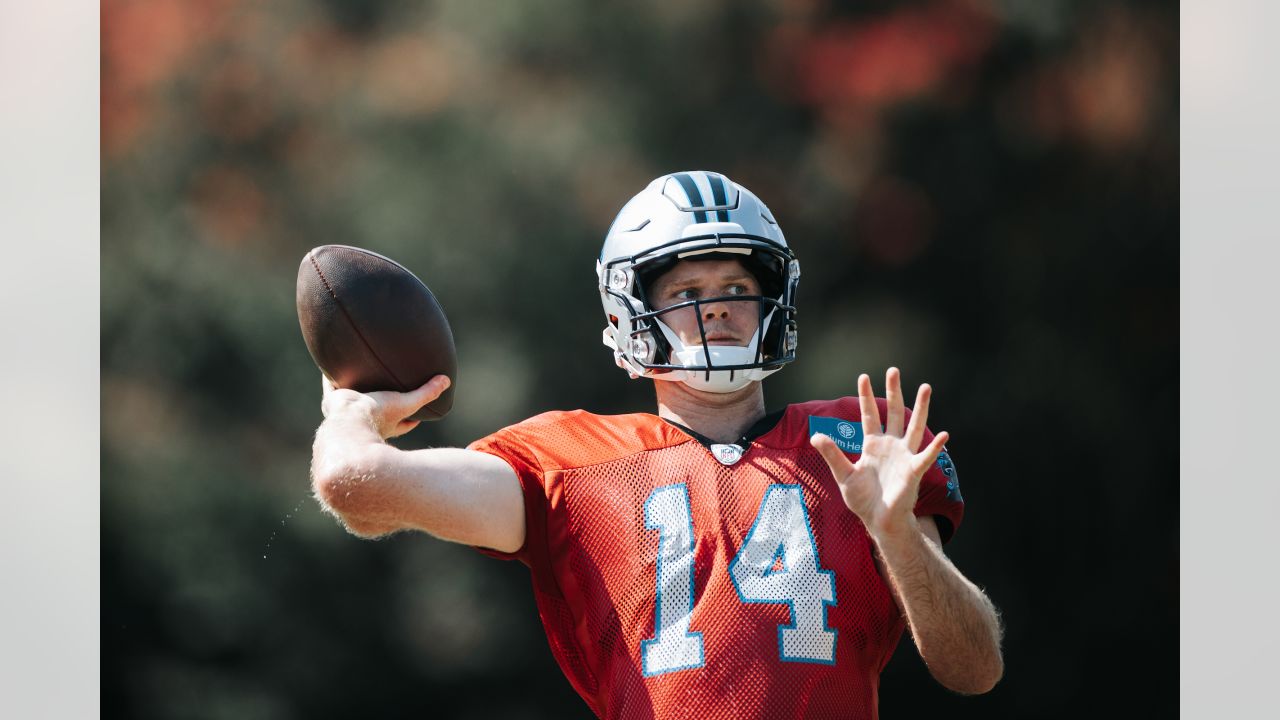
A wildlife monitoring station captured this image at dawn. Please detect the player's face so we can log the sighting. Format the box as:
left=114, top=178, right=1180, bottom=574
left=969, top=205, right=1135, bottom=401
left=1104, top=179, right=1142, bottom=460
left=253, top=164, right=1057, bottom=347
left=648, top=258, right=763, bottom=347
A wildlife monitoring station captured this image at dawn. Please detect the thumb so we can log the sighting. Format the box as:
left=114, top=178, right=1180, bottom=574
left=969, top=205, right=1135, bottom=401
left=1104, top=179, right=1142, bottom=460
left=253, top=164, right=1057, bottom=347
left=367, top=375, right=451, bottom=432
left=408, top=374, right=450, bottom=406
left=911, top=430, right=949, bottom=478
left=810, top=433, right=854, bottom=478
left=392, top=374, right=451, bottom=419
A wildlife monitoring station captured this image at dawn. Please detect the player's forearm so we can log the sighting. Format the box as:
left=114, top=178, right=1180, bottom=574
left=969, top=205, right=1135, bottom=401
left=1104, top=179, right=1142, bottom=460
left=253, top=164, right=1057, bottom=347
left=311, top=409, right=526, bottom=551
left=872, top=520, right=1004, bottom=694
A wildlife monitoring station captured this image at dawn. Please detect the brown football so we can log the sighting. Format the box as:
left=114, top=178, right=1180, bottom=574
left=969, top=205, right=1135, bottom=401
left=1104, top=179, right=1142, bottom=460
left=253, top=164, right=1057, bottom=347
left=296, top=245, right=456, bottom=421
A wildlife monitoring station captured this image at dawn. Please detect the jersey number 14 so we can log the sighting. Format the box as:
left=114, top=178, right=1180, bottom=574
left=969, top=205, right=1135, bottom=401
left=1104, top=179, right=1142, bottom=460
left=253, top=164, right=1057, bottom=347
left=641, top=483, right=838, bottom=676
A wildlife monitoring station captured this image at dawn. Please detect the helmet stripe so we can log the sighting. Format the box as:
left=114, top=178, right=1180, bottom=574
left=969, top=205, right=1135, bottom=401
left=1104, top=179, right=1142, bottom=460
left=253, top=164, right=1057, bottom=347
left=707, top=173, right=730, bottom=222
left=673, top=173, right=708, bottom=223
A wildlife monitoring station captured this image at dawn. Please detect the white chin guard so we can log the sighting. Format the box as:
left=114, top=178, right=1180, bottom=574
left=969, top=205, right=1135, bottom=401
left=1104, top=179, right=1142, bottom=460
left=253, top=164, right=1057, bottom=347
left=670, top=345, right=771, bottom=393
left=654, top=317, right=779, bottom=393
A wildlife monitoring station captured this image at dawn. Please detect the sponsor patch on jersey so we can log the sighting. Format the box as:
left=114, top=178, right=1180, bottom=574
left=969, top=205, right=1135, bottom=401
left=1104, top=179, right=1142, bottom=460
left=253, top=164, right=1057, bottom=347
left=808, top=416, right=864, bottom=454
left=936, top=449, right=963, bottom=502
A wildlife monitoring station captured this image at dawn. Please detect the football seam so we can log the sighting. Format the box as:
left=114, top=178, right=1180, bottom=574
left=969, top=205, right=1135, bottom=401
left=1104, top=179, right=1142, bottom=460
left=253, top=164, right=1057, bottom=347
left=309, top=252, right=410, bottom=392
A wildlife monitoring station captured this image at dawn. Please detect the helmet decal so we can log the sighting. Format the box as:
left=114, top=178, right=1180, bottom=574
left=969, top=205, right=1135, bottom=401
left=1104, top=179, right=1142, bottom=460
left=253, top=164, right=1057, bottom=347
left=662, top=172, right=739, bottom=222
left=705, top=173, right=730, bottom=222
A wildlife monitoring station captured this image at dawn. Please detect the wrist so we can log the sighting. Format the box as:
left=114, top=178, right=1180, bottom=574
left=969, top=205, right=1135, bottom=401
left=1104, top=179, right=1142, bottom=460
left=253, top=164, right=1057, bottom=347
left=867, top=512, right=922, bottom=550
left=323, top=394, right=384, bottom=437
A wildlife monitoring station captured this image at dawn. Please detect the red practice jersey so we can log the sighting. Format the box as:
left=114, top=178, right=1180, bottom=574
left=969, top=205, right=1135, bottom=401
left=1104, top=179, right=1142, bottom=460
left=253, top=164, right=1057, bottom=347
left=468, top=397, right=964, bottom=720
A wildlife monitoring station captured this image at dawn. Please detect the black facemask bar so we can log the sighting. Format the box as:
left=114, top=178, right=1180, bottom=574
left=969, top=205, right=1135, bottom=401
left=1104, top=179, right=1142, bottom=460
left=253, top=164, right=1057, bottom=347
left=627, top=294, right=796, bottom=380
left=601, top=234, right=799, bottom=379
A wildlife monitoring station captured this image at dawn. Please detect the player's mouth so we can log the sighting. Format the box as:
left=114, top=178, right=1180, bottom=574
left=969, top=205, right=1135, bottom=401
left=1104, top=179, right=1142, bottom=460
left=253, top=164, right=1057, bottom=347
left=704, top=335, right=743, bottom=345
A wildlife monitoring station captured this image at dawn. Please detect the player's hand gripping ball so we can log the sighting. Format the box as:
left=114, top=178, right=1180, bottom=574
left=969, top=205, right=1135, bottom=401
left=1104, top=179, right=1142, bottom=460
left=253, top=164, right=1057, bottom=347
left=296, top=245, right=457, bottom=421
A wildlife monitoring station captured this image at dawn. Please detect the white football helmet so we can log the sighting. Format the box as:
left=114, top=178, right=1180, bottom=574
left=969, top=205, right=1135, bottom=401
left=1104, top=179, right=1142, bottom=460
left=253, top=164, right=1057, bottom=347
left=598, top=171, right=800, bottom=393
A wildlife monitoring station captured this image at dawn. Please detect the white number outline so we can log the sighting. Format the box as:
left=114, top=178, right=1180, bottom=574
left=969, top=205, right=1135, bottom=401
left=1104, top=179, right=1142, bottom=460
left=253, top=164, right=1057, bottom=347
left=641, top=483, right=840, bottom=672
left=640, top=484, right=706, bottom=676
left=728, top=484, right=839, bottom=665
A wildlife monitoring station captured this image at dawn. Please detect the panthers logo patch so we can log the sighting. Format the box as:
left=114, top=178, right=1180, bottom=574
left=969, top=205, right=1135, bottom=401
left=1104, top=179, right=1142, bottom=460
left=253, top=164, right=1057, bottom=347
left=935, top=450, right=962, bottom=503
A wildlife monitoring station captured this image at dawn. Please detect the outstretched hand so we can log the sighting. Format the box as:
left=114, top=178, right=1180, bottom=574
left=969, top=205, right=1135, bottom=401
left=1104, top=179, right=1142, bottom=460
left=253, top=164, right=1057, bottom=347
left=320, top=373, right=451, bottom=439
left=810, top=368, right=949, bottom=540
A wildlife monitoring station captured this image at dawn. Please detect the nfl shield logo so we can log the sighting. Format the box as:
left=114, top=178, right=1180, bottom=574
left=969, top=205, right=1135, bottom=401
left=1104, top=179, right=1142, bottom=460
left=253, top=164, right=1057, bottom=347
left=710, top=443, right=744, bottom=466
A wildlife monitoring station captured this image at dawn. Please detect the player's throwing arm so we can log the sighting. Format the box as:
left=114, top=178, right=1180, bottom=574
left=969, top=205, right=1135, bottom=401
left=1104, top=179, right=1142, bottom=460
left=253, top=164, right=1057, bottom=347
left=296, top=244, right=525, bottom=553
left=311, top=374, right=526, bottom=552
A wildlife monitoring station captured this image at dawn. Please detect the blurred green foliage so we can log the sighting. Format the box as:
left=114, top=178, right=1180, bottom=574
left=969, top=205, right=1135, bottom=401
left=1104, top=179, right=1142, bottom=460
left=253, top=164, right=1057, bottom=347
left=103, top=1, right=1177, bottom=717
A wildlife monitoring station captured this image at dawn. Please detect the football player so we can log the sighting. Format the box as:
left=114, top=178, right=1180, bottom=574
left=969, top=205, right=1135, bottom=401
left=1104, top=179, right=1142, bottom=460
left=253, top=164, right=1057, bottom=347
left=311, top=171, right=1003, bottom=719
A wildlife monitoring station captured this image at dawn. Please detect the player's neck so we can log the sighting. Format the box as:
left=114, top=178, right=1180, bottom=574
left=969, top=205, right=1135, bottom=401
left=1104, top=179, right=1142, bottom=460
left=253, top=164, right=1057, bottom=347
left=654, top=381, right=766, bottom=445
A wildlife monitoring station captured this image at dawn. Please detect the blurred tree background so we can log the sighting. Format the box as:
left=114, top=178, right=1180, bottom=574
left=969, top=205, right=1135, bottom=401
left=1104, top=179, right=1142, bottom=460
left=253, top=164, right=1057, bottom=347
left=101, top=0, right=1177, bottom=717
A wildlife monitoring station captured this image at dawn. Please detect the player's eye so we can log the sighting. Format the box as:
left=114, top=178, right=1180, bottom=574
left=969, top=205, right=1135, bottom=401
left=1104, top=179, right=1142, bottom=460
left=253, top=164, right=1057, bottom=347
left=673, top=287, right=700, bottom=300
left=726, top=284, right=749, bottom=296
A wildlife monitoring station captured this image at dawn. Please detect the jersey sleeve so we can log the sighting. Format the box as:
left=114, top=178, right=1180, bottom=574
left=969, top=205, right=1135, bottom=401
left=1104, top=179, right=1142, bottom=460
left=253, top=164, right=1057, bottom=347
left=911, top=418, right=965, bottom=544
left=465, top=426, right=551, bottom=571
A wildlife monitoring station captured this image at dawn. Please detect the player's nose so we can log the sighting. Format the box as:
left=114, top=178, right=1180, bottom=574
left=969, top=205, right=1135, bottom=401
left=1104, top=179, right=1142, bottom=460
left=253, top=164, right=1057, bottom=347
left=701, top=298, right=732, bottom=320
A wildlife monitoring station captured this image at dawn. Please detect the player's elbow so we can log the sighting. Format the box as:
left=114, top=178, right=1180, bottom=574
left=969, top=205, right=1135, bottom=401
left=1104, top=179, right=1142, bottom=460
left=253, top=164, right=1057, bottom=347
left=963, top=656, right=1004, bottom=695
left=936, top=650, right=1004, bottom=695
left=310, top=449, right=399, bottom=538
left=310, top=453, right=358, bottom=514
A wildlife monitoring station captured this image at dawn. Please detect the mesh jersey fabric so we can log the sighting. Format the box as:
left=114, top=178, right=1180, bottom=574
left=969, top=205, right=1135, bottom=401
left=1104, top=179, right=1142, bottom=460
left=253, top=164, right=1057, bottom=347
left=466, top=397, right=965, bottom=720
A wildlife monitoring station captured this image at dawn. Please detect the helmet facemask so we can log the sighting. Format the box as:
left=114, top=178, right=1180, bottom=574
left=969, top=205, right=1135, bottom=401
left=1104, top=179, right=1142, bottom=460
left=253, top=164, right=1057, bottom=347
left=600, top=237, right=800, bottom=393
left=599, top=171, right=800, bottom=392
